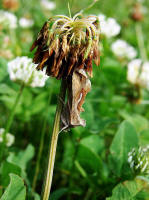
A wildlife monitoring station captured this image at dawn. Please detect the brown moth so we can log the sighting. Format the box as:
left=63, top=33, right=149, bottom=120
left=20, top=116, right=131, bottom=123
left=61, top=69, right=91, bottom=131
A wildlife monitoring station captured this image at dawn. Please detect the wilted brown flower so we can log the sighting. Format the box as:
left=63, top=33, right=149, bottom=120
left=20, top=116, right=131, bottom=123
left=131, top=3, right=144, bottom=22
left=31, top=14, right=100, bottom=79
left=31, top=13, right=100, bottom=129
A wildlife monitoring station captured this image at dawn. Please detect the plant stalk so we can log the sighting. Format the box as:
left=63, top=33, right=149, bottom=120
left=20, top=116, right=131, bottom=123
left=41, top=79, right=67, bottom=200
left=135, top=23, right=148, bottom=61
left=3, top=83, right=25, bottom=143
left=32, top=87, right=53, bottom=191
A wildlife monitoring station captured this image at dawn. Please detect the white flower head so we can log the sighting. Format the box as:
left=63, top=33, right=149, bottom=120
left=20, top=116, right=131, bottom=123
left=98, top=14, right=121, bottom=38
left=8, top=56, right=49, bottom=87
left=127, top=59, right=149, bottom=90
left=111, top=39, right=137, bottom=60
left=19, top=18, right=34, bottom=28
left=41, top=0, right=56, bottom=10
left=0, top=128, right=15, bottom=147
left=139, top=62, right=149, bottom=90
left=0, top=10, right=17, bottom=29
left=127, top=59, right=142, bottom=84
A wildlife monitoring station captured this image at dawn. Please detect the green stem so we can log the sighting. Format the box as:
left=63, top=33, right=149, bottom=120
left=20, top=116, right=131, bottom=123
left=41, top=79, right=67, bottom=200
left=135, top=23, right=148, bottom=61
left=84, top=188, right=92, bottom=200
left=80, top=0, right=99, bottom=14
left=32, top=87, right=53, bottom=191
left=74, top=160, right=94, bottom=189
left=3, top=83, right=25, bottom=144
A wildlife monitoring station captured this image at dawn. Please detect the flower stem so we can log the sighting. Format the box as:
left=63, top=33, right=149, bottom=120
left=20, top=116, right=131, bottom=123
left=3, top=83, right=25, bottom=144
left=41, top=79, right=67, bottom=200
left=135, top=23, right=148, bottom=61
left=32, top=87, right=53, bottom=191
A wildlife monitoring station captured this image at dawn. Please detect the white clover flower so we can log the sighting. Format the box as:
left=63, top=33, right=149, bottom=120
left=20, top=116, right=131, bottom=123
left=98, top=14, right=121, bottom=38
left=127, top=59, right=149, bottom=90
left=139, top=62, right=149, bottom=89
left=127, top=59, right=142, bottom=84
left=0, top=128, right=15, bottom=147
left=8, top=56, right=48, bottom=87
left=41, top=0, right=56, bottom=10
left=19, top=17, right=34, bottom=28
left=111, top=39, right=137, bottom=60
left=0, top=10, right=17, bottom=29
left=98, top=14, right=106, bottom=22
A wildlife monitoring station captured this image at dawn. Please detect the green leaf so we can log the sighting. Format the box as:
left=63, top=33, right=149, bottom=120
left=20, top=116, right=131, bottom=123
left=7, top=144, right=35, bottom=171
left=80, top=135, right=104, bottom=154
left=107, top=180, right=148, bottom=200
left=1, top=174, right=26, bottom=200
left=49, top=188, right=68, bottom=200
left=109, top=121, right=139, bottom=176
left=139, top=129, right=149, bottom=145
left=29, top=92, right=47, bottom=115
left=77, top=143, right=103, bottom=173
left=0, top=84, right=16, bottom=95
left=32, top=192, right=40, bottom=200
left=82, top=101, right=94, bottom=130
left=0, top=161, right=21, bottom=187
left=61, top=136, right=75, bottom=171
left=107, top=183, right=132, bottom=200
left=119, top=111, right=149, bottom=133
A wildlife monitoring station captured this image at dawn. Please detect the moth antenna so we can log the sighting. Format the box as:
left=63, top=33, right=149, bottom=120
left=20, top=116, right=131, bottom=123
left=58, top=125, right=69, bottom=134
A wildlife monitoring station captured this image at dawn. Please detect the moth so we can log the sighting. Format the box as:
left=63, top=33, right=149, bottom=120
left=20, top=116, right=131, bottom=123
left=60, top=68, right=91, bottom=132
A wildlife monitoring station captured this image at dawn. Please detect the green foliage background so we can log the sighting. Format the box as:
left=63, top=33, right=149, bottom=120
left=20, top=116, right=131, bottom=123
left=0, top=0, right=149, bottom=199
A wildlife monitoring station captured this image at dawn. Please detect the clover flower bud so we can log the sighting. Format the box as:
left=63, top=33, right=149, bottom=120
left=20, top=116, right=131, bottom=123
left=0, top=128, right=15, bottom=147
left=0, top=10, right=17, bottom=29
left=8, top=56, right=48, bottom=87
left=128, top=146, right=149, bottom=175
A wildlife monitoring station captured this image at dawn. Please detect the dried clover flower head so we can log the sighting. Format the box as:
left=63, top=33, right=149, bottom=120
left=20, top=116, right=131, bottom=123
left=31, top=13, right=100, bottom=79
left=131, top=3, right=144, bottom=22
left=2, top=0, right=19, bottom=11
left=128, top=146, right=149, bottom=175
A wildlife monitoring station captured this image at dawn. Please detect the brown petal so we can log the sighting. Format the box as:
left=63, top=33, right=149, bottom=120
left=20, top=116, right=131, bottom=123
left=36, top=50, right=49, bottom=70
left=30, top=40, right=38, bottom=51
left=85, top=54, right=93, bottom=77
left=33, top=46, right=45, bottom=64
